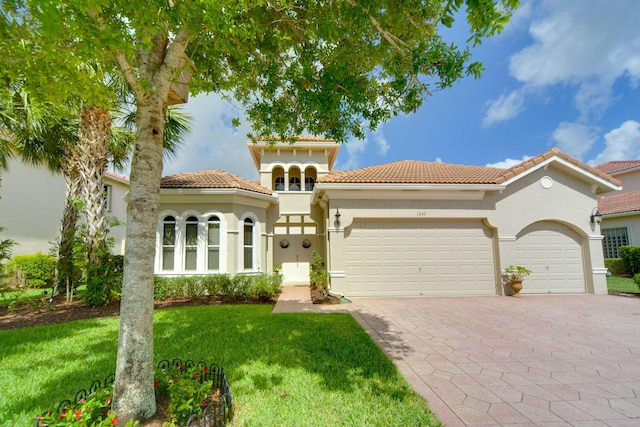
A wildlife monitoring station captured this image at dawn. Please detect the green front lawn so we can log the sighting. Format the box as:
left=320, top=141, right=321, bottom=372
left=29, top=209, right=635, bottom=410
left=607, top=275, right=640, bottom=293
left=0, top=305, right=441, bottom=427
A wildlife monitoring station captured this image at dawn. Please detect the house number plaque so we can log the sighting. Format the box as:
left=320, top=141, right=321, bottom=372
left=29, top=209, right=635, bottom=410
left=417, top=211, right=428, bottom=217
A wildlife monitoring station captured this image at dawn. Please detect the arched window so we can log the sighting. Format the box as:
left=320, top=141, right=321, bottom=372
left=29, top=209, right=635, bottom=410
left=243, top=218, right=254, bottom=270
left=289, top=166, right=301, bottom=191
left=304, top=166, right=317, bottom=191
left=289, top=177, right=301, bottom=191
left=304, top=177, right=315, bottom=191
left=275, top=176, right=285, bottom=191
left=184, top=216, right=198, bottom=270
left=162, top=216, right=176, bottom=270
left=273, top=166, right=285, bottom=191
left=207, top=216, right=220, bottom=270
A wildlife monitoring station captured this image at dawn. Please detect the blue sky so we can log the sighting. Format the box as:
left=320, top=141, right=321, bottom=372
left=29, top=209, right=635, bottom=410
left=164, top=0, right=640, bottom=180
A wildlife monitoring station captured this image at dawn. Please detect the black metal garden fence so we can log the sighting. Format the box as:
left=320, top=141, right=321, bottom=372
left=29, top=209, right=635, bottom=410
left=33, top=358, right=232, bottom=427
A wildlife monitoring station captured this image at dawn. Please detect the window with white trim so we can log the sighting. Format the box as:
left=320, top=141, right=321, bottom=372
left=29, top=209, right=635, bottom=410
left=207, top=216, right=220, bottom=270
left=602, top=227, right=629, bottom=258
left=162, top=216, right=176, bottom=270
left=184, top=216, right=198, bottom=270
left=103, top=185, right=112, bottom=211
left=243, top=218, right=254, bottom=269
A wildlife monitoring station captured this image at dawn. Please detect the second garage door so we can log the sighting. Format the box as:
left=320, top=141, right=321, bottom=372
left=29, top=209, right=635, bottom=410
left=344, top=219, right=496, bottom=296
left=514, top=221, right=586, bottom=294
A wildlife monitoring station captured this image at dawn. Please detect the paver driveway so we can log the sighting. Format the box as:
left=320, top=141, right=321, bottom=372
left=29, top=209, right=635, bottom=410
left=274, top=289, right=640, bottom=426
left=348, top=295, right=640, bottom=427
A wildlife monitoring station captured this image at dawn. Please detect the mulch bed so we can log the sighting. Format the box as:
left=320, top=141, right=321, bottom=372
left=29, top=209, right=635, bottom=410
left=1, top=286, right=341, bottom=330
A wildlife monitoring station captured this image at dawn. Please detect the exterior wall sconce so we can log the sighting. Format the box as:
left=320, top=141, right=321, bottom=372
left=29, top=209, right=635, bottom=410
left=334, top=208, right=341, bottom=228
left=590, top=207, right=602, bottom=225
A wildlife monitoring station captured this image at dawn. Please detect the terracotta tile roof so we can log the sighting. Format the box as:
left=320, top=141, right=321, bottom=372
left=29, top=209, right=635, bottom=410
left=594, top=160, right=640, bottom=175
left=161, top=170, right=273, bottom=195
left=495, top=147, right=620, bottom=186
left=598, top=190, right=640, bottom=215
left=318, top=160, right=505, bottom=184
left=318, top=148, right=620, bottom=187
left=105, top=171, right=129, bottom=183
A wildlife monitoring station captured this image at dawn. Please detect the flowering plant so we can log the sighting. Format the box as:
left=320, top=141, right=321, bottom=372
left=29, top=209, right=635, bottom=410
left=155, top=364, right=214, bottom=426
left=504, top=265, right=532, bottom=280
left=35, top=363, right=216, bottom=427
left=34, top=386, right=137, bottom=427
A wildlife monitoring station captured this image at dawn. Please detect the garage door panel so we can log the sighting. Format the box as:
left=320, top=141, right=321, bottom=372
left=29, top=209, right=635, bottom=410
left=515, top=222, right=585, bottom=294
left=345, top=220, right=495, bottom=297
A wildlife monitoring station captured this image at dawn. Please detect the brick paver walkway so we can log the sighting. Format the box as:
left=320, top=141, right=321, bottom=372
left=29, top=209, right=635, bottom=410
left=274, top=287, right=640, bottom=426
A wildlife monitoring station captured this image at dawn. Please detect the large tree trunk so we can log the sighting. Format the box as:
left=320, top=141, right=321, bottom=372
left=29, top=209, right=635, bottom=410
left=77, top=104, right=111, bottom=264
left=112, top=97, right=166, bottom=423
left=57, top=161, right=82, bottom=301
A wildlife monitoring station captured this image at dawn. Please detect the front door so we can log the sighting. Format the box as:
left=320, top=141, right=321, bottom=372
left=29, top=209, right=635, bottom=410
left=274, top=234, right=317, bottom=285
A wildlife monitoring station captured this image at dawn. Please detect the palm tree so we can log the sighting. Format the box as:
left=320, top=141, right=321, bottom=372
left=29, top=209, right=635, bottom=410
left=2, top=86, right=192, bottom=304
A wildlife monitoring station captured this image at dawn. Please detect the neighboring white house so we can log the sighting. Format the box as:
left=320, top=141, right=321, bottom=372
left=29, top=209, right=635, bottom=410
left=155, top=137, right=621, bottom=297
left=595, top=161, right=640, bottom=258
left=0, top=156, right=129, bottom=256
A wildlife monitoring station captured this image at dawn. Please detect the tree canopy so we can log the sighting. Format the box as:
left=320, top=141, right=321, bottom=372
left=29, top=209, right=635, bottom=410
left=1, top=0, right=518, bottom=424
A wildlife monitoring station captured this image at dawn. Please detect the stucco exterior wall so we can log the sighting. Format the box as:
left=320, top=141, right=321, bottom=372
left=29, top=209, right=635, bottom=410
left=602, top=214, right=640, bottom=247
left=613, top=169, right=640, bottom=193
left=0, top=158, right=128, bottom=256
left=156, top=199, right=271, bottom=275
left=320, top=162, right=609, bottom=296
left=0, top=159, right=66, bottom=255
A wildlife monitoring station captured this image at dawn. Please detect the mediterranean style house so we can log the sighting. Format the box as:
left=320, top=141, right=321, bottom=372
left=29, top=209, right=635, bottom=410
left=155, top=136, right=621, bottom=297
left=595, top=161, right=640, bottom=258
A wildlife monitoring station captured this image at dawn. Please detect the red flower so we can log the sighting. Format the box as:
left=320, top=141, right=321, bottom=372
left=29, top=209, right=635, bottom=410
left=154, top=381, right=159, bottom=388
left=179, top=365, right=184, bottom=370
left=203, top=366, right=208, bottom=373
left=35, top=416, right=43, bottom=420
left=74, top=410, right=82, bottom=420
left=106, top=397, right=113, bottom=405
left=193, top=372, right=199, bottom=377
left=201, top=400, right=208, bottom=407
left=111, top=417, right=119, bottom=425
left=59, top=412, right=67, bottom=418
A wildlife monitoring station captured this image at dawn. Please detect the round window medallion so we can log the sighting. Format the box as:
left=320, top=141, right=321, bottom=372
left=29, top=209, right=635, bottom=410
left=540, top=176, right=553, bottom=189
left=302, top=239, right=312, bottom=248
left=279, top=239, right=289, bottom=248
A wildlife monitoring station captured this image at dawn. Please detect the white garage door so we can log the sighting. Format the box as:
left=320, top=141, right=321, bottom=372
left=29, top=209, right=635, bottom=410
left=515, top=222, right=585, bottom=294
left=344, top=220, right=496, bottom=297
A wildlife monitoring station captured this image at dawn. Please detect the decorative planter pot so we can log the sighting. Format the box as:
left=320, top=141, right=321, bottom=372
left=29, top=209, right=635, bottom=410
left=510, top=279, right=523, bottom=297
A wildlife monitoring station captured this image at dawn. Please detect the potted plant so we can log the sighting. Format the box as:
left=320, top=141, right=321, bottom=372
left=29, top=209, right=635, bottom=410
left=503, top=265, right=532, bottom=297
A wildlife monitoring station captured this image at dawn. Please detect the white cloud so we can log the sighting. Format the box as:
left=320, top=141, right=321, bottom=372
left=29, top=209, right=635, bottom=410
left=551, top=122, right=597, bottom=159
left=162, top=93, right=258, bottom=179
left=337, top=136, right=368, bottom=170
left=483, top=89, right=526, bottom=127
left=588, top=120, right=640, bottom=165
left=372, top=128, right=389, bottom=156
left=434, top=157, right=443, bottom=163
left=485, top=155, right=533, bottom=169
left=508, top=0, right=640, bottom=120
left=336, top=126, right=391, bottom=170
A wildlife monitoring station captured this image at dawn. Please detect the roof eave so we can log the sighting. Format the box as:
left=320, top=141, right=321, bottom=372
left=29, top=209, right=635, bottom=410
left=161, top=187, right=277, bottom=202
left=500, top=156, right=622, bottom=193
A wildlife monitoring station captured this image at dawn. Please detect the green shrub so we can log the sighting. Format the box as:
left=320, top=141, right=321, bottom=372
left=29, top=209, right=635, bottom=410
left=309, top=250, right=329, bottom=296
left=5, top=253, right=57, bottom=289
left=249, top=273, right=282, bottom=301
left=85, top=248, right=124, bottom=307
left=605, top=258, right=627, bottom=275
left=153, top=273, right=281, bottom=301
left=619, top=246, right=640, bottom=276
left=634, top=274, right=640, bottom=285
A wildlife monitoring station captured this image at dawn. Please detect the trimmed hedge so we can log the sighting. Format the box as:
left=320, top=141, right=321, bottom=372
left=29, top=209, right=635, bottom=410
left=154, top=273, right=282, bottom=302
left=605, top=258, right=627, bottom=275
left=4, top=253, right=57, bottom=288
left=619, top=246, right=640, bottom=276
